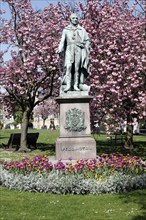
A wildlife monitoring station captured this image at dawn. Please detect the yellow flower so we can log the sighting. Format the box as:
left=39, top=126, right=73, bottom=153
left=113, top=156, right=116, bottom=160
left=111, top=170, right=114, bottom=174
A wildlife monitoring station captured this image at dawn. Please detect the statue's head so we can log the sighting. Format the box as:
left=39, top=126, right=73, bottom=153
left=70, top=13, right=78, bottom=26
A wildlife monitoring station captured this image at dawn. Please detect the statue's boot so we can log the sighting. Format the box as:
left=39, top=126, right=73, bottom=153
left=74, top=73, right=80, bottom=91
left=64, top=84, right=70, bottom=92
left=64, top=75, right=71, bottom=92
left=74, top=85, right=80, bottom=91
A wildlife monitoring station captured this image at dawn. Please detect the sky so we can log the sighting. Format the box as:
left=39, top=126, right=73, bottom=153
left=1, top=0, right=60, bottom=20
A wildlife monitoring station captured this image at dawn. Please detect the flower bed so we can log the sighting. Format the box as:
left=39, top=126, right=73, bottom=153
left=0, top=153, right=146, bottom=194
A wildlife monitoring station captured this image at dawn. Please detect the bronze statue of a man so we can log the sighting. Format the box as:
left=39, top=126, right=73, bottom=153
left=57, top=13, right=90, bottom=92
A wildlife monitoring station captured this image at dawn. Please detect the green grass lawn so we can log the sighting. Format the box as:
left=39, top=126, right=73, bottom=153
left=0, top=129, right=146, bottom=161
left=1, top=187, right=146, bottom=220
left=94, top=133, right=146, bottom=160
left=0, top=129, right=146, bottom=220
left=0, top=129, right=59, bottom=161
left=0, top=129, right=59, bottom=147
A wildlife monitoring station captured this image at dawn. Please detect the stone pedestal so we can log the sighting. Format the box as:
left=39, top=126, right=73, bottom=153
left=56, top=92, right=96, bottom=160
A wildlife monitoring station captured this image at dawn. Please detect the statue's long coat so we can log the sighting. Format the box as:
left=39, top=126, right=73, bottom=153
left=58, top=24, right=90, bottom=76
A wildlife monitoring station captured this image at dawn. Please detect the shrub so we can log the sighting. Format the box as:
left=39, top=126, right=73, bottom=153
left=1, top=166, right=146, bottom=194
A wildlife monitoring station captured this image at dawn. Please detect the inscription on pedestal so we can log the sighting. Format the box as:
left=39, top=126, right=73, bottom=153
left=61, top=146, right=92, bottom=151
left=64, top=108, right=86, bottom=132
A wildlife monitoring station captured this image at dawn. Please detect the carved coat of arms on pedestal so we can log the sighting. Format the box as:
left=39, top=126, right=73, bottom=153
left=64, top=108, right=86, bottom=132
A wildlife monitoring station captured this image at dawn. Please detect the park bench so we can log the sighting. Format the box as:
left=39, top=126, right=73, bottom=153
left=110, top=132, right=125, bottom=144
left=139, top=129, right=146, bottom=136
left=2, top=133, right=39, bottom=150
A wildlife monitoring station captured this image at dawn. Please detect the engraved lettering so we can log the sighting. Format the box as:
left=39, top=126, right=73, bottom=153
left=61, top=146, right=92, bottom=151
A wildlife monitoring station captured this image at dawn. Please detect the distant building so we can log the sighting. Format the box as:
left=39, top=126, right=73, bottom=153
left=33, top=115, right=59, bottom=130
left=0, top=108, right=14, bottom=129
left=133, top=118, right=140, bottom=134
left=0, top=107, right=59, bottom=130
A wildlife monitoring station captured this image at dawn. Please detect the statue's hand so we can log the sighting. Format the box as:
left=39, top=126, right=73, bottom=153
left=56, top=48, right=60, bottom=54
left=76, top=42, right=85, bottom=48
left=80, top=43, right=85, bottom=48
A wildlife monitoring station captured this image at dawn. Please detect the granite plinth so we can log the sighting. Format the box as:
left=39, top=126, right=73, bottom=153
left=56, top=94, right=96, bottom=160
left=56, top=136, right=96, bottom=160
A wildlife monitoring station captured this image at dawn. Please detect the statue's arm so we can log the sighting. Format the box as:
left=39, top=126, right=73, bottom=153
left=57, top=29, right=66, bottom=54
left=84, top=31, right=90, bottom=50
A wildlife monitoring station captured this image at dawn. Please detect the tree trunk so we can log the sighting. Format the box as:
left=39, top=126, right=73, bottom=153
left=124, top=114, right=133, bottom=149
left=18, top=109, right=31, bottom=152
left=43, top=119, right=46, bottom=128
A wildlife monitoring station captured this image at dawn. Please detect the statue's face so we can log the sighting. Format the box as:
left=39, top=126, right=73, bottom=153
left=70, top=14, right=78, bottom=25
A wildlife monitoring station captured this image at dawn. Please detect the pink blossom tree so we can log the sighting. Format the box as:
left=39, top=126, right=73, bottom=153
left=79, top=0, right=146, bottom=148
left=0, top=0, right=65, bottom=151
